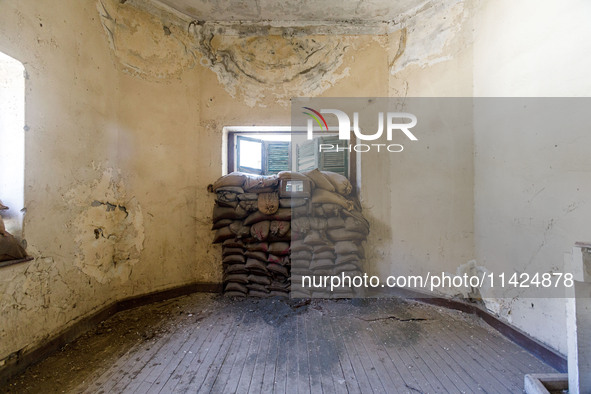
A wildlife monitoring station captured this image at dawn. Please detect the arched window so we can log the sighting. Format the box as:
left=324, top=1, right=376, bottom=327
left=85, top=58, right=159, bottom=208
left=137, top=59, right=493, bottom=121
left=0, top=51, right=25, bottom=239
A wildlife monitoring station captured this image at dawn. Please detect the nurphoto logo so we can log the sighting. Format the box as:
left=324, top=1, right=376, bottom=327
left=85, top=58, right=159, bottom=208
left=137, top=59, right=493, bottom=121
left=303, top=107, right=418, bottom=153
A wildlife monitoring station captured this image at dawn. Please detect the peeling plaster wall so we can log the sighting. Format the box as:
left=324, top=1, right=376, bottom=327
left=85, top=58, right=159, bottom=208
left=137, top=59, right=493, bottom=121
left=473, top=0, right=591, bottom=355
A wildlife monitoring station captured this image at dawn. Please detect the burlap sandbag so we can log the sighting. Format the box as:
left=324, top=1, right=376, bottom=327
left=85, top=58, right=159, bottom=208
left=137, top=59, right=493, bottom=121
left=311, top=189, right=353, bottom=211
left=344, top=215, right=369, bottom=235
left=212, top=218, right=233, bottom=230
left=292, top=205, right=310, bottom=216
left=246, top=242, right=269, bottom=252
left=335, top=254, right=360, bottom=265
left=230, top=221, right=251, bottom=237
left=245, top=258, right=268, bottom=273
left=302, top=169, right=335, bottom=192
left=303, top=230, right=327, bottom=246
left=291, top=250, right=313, bottom=261
left=213, top=226, right=234, bottom=243
left=327, top=217, right=345, bottom=229
left=321, top=203, right=342, bottom=216
left=269, top=281, right=290, bottom=291
left=213, top=204, right=248, bottom=222
left=291, top=217, right=310, bottom=233
left=239, top=200, right=259, bottom=212
left=279, top=198, right=307, bottom=208
left=334, top=241, right=362, bottom=255
left=309, top=217, right=328, bottom=231
left=248, top=274, right=271, bottom=286
left=222, top=254, right=245, bottom=264
left=250, top=220, right=270, bottom=241
left=0, top=233, right=27, bottom=261
left=313, top=244, right=334, bottom=254
left=245, top=250, right=267, bottom=262
left=321, top=171, right=352, bottom=196
left=226, top=264, right=247, bottom=274
left=244, top=175, right=279, bottom=192
left=267, top=254, right=289, bottom=265
left=223, top=239, right=244, bottom=248
left=216, top=186, right=244, bottom=194
left=237, top=193, right=259, bottom=201
left=248, top=290, right=271, bottom=298
left=258, top=192, right=279, bottom=215
left=267, top=263, right=288, bottom=277
left=216, top=191, right=239, bottom=202
left=310, top=259, right=334, bottom=270
left=225, top=291, right=246, bottom=298
left=291, top=240, right=312, bottom=252
left=269, top=221, right=290, bottom=238
left=222, top=247, right=244, bottom=256
left=243, top=208, right=291, bottom=226
left=212, top=172, right=247, bottom=191
left=268, top=242, right=290, bottom=256
left=247, top=283, right=270, bottom=293
left=326, top=228, right=366, bottom=242
left=215, top=199, right=238, bottom=208
left=313, top=250, right=335, bottom=260
left=225, top=282, right=248, bottom=293
left=223, top=273, right=248, bottom=284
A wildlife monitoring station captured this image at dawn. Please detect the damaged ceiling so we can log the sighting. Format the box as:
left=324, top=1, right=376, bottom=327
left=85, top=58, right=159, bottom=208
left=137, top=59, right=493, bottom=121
left=150, top=0, right=430, bottom=23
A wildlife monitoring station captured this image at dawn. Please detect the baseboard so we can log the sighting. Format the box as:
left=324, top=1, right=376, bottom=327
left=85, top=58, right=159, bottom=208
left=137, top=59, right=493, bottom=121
left=0, top=282, right=222, bottom=386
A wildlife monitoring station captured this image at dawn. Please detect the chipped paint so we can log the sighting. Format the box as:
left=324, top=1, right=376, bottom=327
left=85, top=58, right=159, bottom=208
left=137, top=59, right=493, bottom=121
left=64, top=168, right=145, bottom=284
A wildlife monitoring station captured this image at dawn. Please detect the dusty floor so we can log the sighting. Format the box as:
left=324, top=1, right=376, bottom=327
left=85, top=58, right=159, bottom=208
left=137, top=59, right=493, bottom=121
left=1, top=293, right=556, bottom=393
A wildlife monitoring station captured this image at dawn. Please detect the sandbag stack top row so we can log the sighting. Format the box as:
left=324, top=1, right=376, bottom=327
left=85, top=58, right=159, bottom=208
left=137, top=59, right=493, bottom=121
left=209, top=168, right=370, bottom=298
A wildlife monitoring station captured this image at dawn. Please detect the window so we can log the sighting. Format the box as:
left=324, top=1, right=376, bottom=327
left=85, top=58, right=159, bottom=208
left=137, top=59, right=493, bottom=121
left=0, top=51, right=25, bottom=239
left=226, top=127, right=350, bottom=178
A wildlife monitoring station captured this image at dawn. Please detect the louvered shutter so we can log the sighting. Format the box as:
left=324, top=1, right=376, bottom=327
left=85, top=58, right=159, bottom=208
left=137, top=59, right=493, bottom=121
left=264, top=141, right=290, bottom=174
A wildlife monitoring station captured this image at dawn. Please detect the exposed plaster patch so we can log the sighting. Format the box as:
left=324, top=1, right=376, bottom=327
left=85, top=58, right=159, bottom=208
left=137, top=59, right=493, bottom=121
left=97, top=0, right=198, bottom=80
left=389, top=0, right=467, bottom=74
left=64, top=168, right=144, bottom=284
left=193, top=25, right=352, bottom=106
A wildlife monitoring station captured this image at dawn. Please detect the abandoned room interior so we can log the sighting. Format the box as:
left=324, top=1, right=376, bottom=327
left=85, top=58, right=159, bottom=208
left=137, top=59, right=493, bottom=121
left=1, top=0, right=590, bottom=392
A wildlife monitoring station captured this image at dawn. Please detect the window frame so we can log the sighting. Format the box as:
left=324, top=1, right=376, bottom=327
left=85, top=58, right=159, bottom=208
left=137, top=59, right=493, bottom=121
left=222, top=126, right=358, bottom=189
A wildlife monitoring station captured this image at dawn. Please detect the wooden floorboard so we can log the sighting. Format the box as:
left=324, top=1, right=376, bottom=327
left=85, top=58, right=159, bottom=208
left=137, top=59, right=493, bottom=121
left=2, top=294, right=559, bottom=394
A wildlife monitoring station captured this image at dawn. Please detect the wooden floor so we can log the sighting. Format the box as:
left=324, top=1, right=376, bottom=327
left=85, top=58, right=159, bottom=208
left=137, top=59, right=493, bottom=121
left=3, top=293, right=557, bottom=393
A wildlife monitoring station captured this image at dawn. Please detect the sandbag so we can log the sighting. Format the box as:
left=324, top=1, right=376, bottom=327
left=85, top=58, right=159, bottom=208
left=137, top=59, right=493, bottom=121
left=245, top=250, right=267, bottom=262
left=222, top=247, right=244, bottom=257
left=246, top=283, right=270, bottom=293
left=290, top=240, right=312, bottom=253
left=268, top=242, right=290, bottom=256
left=267, top=254, right=289, bottom=265
left=313, top=244, right=334, bottom=254
left=226, top=264, right=247, bottom=274
left=212, top=218, right=233, bottom=230
left=335, top=254, right=360, bottom=265
left=248, top=274, right=271, bottom=285
left=279, top=198, right=307, bottom=208
left=213, top=204, right=248, bottom=221
left=269, top=221, right=290, bottom=238
left=309, top=217, right=328, bottom=231
left=291, top=250, right=312, bottom=260
left=213, top=226, right=234, bottom=243
left=243, top=175, right=279, bottom=192
left=230, top=221, right=251, bottom=237
left=225, top=291, right=246, bottom=298
left=334, top=241, right=362, bottom=255
left=212, top=172, right=247, bottom=191
left=311, top=189, right=354, bottom=211
left=0, top=233, right=27, bottom=261
left=344, top=216, right=369, bottom=234
left=243, top=209, right=291, bottom=226
left=249, top=290, right=271, bottom=298
left=327, top=228, right=366, bottom=242
left=327, top=217, right=345, bottom=229
left=321, top=171, right=352, bottom=196
left=246, top=242, right=269, bottom=252
left=215, top=199, right=238, bottom=208
left=239, top=200, right=259, bottom=212
left=250, top=220, right=270, bottom=241
left=267, top=263, right=288, bottom=276
left=237, top=193, right=259, bottom=201
left=223, top=239, right=244, bottom=248
left=245, top=258, right=268, bottom=273
left=216, top=191, right=239, bottom=202
left=225, top=282, right=248, bottom=293
left=303, top=231, right=327, bottom=246
left=223, top=273, right=249, bottom=284
left=216, top=186, right=244, bottom=194
left=291, top=217, right=310, bottom=233
left=309, top=259, right=334, bottom=270
left=258, top=192, right=279, bottom=215
left=302, top=169, right=335, bottom=192
left=223, top=254, right=246, bottom=264
left=313, top=251, right=335, bottom=260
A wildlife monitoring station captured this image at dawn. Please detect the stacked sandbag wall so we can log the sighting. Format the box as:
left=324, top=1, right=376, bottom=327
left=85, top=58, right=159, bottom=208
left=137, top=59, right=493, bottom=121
left=209, top=169, right=369, bottom=298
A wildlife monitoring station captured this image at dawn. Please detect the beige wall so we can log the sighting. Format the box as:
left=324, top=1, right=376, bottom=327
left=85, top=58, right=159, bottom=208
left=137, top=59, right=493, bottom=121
left=473, top=0, right=591, bottom=354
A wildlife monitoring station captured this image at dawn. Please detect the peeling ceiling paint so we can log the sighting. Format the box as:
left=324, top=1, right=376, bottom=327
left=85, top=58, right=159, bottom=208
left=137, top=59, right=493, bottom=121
left=150, top=0, right=430, bottom=23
